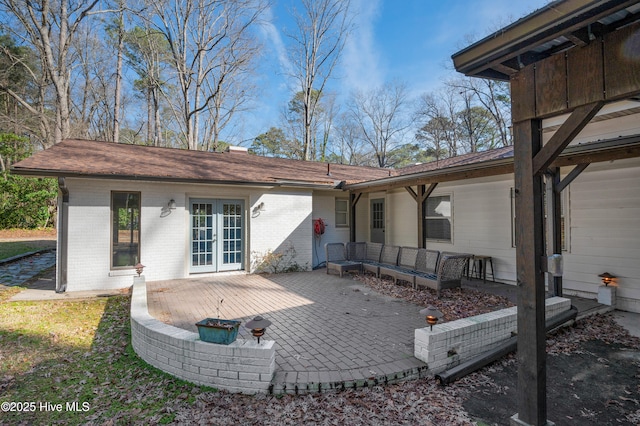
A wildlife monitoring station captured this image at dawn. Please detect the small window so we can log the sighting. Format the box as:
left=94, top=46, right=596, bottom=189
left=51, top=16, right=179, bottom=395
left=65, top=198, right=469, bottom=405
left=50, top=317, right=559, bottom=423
left=424, top=195, right=452, bottom=242
left=335, top=199, right=349, bottom=227
left=111, top=192, right=140, bottom=268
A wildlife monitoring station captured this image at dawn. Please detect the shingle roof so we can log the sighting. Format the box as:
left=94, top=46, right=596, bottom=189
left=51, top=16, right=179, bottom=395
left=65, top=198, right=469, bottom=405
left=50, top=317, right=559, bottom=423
left=396, top=146, right=514, bottom=176
left=11, top=139, right=394, bottom=187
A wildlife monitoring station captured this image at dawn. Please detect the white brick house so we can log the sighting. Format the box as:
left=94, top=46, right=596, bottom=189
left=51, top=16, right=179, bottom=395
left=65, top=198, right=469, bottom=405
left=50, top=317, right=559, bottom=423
left=12, top=128, right=640, bottom=314
left=12, top=139, right=390, bottom=292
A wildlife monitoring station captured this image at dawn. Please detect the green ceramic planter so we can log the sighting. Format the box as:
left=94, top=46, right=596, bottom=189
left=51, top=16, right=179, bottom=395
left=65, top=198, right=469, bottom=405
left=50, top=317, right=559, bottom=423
left=195, top=318, right=241, bottom=345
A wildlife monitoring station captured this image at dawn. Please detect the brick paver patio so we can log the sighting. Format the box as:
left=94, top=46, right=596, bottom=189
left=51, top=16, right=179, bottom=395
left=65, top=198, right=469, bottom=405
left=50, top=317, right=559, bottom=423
left=147, top=269, right=429, bottom=393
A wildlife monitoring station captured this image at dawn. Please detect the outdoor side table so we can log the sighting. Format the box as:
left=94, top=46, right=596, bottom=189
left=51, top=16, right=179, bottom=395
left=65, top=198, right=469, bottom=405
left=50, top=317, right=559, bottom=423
left=471, top=255, right=494, bottom=284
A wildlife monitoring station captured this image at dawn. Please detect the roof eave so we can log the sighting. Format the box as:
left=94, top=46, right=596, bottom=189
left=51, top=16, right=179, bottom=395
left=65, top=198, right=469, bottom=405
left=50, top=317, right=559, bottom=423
left=452, top=0, right=637, bottom=79
left=9, top=168, right=342, bottom=190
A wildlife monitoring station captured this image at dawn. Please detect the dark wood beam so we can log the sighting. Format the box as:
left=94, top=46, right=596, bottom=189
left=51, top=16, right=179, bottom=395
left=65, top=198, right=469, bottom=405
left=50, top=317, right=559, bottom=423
left=404, top=186, right=418, bottom=201
left=349, top=192, right=361, bottom=242
left=513, top=119, right=547, bottom=425
left=417, top=185, right=425, bottom=248
left=421, top=183, right=438, bottom=203
left=547, top=168, right=563, bottom=297
left=532, top=102, right=604, bottom=175
left=556, top=163, right=589, bottom=193
left=416, top=183, right=438, bottom=248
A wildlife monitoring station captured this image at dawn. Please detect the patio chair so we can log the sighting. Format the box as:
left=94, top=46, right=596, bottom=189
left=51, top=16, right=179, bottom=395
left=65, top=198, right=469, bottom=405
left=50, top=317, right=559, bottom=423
left=325, top=243, right=362, bottom=277
left=415, top=248, right=440, bottom=275
left=346, top=241, right=366, bottom=262
left=377, top=245, right=401, bottom=279
left=380, top=246, right=419, bottom=286
left=415, top=253, right=471, bottom=297
left=361, top=242, right=383, bottom=276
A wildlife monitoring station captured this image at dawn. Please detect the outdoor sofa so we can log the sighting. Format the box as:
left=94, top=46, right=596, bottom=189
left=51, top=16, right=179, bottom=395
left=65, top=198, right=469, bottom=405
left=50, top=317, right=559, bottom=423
left=325, top=242, right=472, bottom=297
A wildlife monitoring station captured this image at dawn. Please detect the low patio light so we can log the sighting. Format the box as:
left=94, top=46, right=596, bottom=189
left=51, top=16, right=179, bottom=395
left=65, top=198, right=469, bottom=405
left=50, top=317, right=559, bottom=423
left=134, top=263, right=145, bottom=277
left=420, top=306, right=443, bottom=331
left=245, top=316, right=272, bottom=344
left=598, top=272, right=616, bottom=286
left=168, top=199, right=177, bottom=210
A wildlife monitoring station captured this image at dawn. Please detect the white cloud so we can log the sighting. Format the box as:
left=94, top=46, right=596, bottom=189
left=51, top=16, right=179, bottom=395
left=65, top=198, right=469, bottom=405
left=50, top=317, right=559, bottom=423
left=258, top=6, right=293, bottom=81
left=340, top=0, right=384, bottom=93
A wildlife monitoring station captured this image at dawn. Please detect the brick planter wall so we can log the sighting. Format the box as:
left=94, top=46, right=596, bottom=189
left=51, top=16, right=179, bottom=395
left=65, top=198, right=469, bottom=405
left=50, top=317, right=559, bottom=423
left=130, top=277, right=276, bottom=394
left=414, top=297, right=571, bottom=373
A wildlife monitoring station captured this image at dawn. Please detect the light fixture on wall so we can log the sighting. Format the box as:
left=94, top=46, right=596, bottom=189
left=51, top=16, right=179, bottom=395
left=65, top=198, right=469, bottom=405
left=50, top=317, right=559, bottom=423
left=161, top=199, right=177, bottom=218
left=420, top=306, right=443, bottom=331
left=252, top=202, right=265, bottom=217
left=598, top=272, right=615, bottom=286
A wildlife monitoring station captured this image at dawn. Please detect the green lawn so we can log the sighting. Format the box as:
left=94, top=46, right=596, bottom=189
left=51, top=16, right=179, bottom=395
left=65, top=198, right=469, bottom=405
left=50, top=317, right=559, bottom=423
left=0, top=241, right=42, bottom=261
left=0, top=294, right=210, bottom=425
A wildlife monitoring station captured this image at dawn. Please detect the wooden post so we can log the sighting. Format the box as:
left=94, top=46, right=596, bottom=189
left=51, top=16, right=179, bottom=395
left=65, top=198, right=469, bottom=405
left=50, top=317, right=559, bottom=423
left=349, top=192, right=361, bottom=242
left=549, top=168, right=563, bottom=297
left=417, top=185, right=425, bottom=248
left=512, top=119, right=548, bottom=426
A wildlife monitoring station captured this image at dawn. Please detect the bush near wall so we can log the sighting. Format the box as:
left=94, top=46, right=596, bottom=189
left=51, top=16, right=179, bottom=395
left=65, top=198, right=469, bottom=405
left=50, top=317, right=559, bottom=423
left=0, top=133, right=57, bottom=229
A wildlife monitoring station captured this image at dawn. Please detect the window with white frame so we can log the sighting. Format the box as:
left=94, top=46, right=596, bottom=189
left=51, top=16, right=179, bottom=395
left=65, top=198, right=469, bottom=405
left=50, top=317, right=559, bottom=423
left=335, top=198, right=349, bottom=227
left=424, top=195, right=452, bottom=242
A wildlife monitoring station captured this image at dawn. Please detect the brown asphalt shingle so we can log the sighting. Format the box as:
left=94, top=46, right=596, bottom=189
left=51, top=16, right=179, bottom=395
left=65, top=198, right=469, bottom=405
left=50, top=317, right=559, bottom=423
left=11, top=139, right=395, bottom=187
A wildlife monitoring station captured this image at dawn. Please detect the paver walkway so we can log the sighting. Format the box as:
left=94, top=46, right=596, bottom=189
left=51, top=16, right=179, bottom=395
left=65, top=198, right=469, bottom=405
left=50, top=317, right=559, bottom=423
left=0, top=250, right=56, bottom=286
left=147, top=270, right=429, bottom=393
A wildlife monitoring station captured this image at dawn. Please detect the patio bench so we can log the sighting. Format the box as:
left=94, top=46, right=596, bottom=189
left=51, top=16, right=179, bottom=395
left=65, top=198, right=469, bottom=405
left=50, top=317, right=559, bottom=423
left=325, top=242, right=362, bottom=277
left=379, top=246, right=419, bottom=285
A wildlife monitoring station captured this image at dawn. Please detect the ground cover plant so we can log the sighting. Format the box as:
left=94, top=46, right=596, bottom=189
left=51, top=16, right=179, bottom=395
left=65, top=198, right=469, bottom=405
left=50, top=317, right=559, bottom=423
left=1, top=274, right=638, bottom=425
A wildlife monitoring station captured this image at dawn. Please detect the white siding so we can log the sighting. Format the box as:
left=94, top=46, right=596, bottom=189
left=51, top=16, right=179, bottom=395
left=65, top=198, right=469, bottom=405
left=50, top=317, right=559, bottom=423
left=62, top=178, right=314, bottom=291
left=563, top=158, right=640, bottom=312
left=384, top=176, right=517, bottom=283
left=311, top=191, right=351, bottom=267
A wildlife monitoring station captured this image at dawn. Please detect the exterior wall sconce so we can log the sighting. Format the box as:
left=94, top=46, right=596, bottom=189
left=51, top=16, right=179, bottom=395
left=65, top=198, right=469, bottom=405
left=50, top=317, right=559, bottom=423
left=245, top=316, right=272, bottom=343
left=598, top=272, right=615, bottom=286
left=134, top=263, right=145, bottom=277
left=251, top=202, right=265, bottom=217
left=420, top=306, right=443, bottom=331
left=168, top=199, right=177, bottom=210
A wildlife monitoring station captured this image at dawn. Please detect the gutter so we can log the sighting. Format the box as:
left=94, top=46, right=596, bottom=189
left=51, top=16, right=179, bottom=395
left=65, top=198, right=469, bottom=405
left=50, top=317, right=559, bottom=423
left=57, top=177, right=68, bottom=293
left=344, top=136, right=640, bottom=192
left=9, top=170, right=342, bottom=190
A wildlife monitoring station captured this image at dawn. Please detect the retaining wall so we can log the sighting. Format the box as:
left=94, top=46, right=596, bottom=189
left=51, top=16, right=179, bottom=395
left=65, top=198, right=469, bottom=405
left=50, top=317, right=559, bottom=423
left=415, top=297, right=571, bottom=373
left=130, top=277, right=276, bottom=394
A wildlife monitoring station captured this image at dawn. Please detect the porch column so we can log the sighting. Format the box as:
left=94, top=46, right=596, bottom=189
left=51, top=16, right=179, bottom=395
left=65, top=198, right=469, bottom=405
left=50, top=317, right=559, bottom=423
left=512, top=119, right=547, bottom=426
left=547, top=168, right=563, bottom=297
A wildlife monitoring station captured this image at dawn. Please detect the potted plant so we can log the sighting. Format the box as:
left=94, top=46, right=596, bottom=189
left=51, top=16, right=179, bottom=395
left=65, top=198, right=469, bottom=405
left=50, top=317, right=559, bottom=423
left=195, top=299, right=241, bottom=345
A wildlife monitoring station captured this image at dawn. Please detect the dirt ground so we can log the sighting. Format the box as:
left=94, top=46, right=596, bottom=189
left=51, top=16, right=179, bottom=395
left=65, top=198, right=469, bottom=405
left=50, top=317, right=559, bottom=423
left=462, top=319, right=640, bottom=426
left=0, top=228, right=56, bottom=247
left=3, top=229, right=639, bottom=425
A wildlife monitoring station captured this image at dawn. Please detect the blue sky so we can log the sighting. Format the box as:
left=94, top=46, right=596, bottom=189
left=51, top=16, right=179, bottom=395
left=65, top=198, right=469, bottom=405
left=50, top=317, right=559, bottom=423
left=236, top=0, right=551, bottom=144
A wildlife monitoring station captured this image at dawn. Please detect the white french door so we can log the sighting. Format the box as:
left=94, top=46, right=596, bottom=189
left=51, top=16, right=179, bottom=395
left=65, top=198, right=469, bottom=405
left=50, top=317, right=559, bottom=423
left=190, top=199, right=244, bottom=273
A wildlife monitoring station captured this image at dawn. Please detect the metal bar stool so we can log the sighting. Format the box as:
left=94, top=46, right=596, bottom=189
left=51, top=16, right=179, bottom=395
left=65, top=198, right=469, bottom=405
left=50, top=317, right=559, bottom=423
left=471, top=255, right=494, bottom=284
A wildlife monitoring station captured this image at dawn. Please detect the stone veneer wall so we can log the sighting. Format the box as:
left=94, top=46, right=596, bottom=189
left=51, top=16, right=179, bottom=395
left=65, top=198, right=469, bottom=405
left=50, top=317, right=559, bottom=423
left=415, top=297, right=571, bottom=373
left=130, top=277, right=276, bottom=394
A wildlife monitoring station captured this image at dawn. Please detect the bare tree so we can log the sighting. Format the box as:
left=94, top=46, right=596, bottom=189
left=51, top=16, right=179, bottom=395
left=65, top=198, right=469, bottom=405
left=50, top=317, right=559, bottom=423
left=286, top=0, right=351, bottom=161
left=447, top=77, right=511, bottom=148
left=146, top=0, right=266, bottom=150
left=415, top=88, right=462, bottom=159
left=0, top=0, right=114, bottom=145
left=346, top=81, right=412, bottom=168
